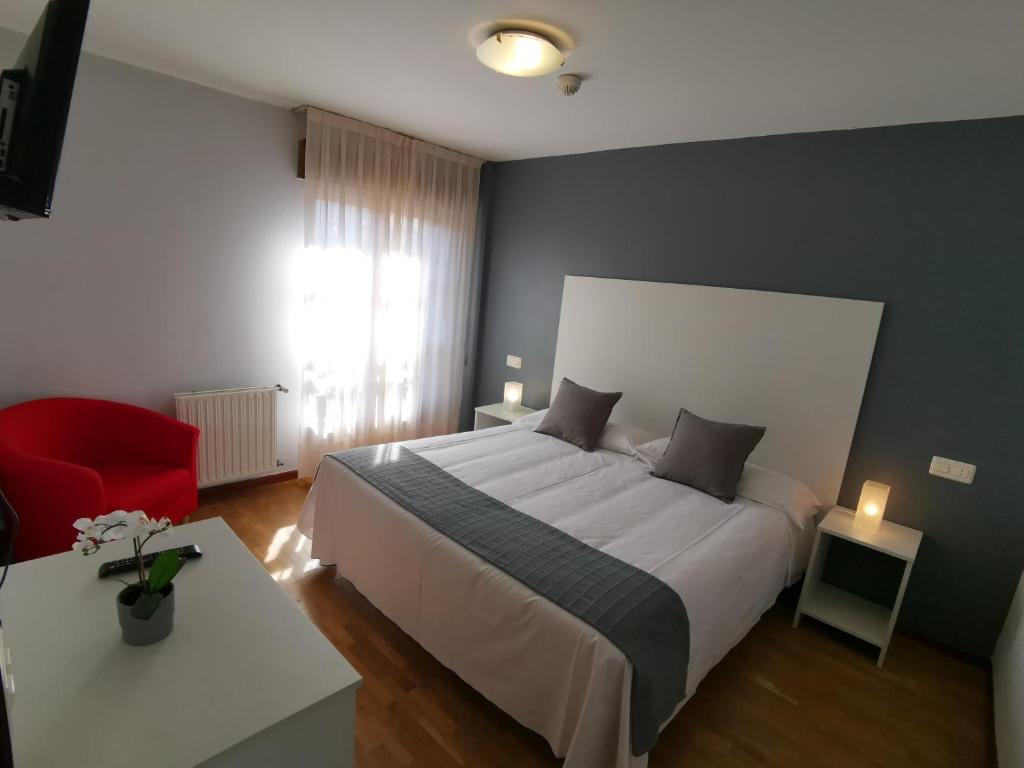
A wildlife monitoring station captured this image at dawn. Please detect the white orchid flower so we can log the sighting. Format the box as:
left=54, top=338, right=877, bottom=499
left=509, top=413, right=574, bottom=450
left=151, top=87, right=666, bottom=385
left=94, top=510, right=126, bottom=526
left=150, top=516, right=172, bottom=535
left=92, top=510, right=132, bottom=540
left=69, top=509, right=175, bottom=562
left=119, top=510, right=150, bottom=539
left=72, top=533, right=98, bottom=555
left=72, top=521, right=101, bottom=541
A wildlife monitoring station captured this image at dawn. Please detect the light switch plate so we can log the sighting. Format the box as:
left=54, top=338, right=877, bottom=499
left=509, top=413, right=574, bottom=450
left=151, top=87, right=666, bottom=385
left=506, top=354, right=522, bottom=369
left=929, top=456, right=976, bottom=484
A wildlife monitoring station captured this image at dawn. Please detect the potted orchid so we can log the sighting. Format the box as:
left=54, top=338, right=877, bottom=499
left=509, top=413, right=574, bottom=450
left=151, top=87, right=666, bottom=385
left=73, top=510, right=184, bottom=646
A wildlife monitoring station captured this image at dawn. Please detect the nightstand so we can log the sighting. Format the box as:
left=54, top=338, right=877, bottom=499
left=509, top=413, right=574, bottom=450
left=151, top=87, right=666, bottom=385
left=473, top=403, right=537, bottom=430
left=793, top=507, right=922, bottom=667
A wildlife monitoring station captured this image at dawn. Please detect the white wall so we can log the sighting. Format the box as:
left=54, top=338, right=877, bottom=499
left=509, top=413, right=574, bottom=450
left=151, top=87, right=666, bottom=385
left=994, top=570, right=1024, bottom=768
left=0, top=28, right=303, bottom=471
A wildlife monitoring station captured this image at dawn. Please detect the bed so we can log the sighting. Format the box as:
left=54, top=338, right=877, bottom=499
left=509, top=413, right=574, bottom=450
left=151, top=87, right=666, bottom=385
left=298, top=277, right=884, bottom=767
left=300, top=417, right=816, bottom=767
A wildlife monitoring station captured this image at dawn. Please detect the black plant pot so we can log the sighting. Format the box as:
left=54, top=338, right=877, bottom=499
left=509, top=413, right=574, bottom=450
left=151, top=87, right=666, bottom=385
left=116, top=583, right=175, bottom=646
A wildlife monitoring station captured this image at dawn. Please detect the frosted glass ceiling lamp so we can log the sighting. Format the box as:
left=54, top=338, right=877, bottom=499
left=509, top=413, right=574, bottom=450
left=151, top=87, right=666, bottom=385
left=854, top=480, right=890, bottom=535
left=476, top=30, right=564, bottom=77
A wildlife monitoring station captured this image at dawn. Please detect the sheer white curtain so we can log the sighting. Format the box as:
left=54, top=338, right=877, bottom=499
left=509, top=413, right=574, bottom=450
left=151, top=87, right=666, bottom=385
left=297, top=108, right=482, bottom=476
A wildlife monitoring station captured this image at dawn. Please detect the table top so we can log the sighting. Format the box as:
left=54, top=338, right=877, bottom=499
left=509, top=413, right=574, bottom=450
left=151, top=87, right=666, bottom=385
left=474, top=402, right=538, bottom=421
left=1, top=517, right=360, bottom=768
left=820, top=507, right=923, bottom=562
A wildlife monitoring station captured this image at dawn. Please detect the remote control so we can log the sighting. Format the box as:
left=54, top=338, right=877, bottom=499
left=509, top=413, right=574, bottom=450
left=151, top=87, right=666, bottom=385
left=97, top=545, right=202, bottom=578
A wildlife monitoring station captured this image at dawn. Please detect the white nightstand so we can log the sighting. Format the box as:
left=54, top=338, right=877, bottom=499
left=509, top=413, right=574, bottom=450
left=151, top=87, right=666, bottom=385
left=473, top=403, right=537, bottom=430
left=793, top=507, right=922, bottom=668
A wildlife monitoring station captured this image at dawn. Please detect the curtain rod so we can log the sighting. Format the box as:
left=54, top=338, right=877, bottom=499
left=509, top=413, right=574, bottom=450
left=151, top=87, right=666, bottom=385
left=292, top=104, right=484, bottom=164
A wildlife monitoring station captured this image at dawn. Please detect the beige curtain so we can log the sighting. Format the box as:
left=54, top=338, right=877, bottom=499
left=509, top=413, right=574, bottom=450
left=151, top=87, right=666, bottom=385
left=297, top=108, right=482, bottom=477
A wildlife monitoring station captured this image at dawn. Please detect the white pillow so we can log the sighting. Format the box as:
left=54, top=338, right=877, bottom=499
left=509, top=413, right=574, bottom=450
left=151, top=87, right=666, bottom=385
left=514, top=408, right=547, bottom=427
left=597, top=422, right=660, bottom=458
left=735, top=463, right=821, bottom=529
left=634, top=437, right=820, bottom=528
left=635, top=436, right=669, bottom=467
left=527, top=413, right=658, bottom=458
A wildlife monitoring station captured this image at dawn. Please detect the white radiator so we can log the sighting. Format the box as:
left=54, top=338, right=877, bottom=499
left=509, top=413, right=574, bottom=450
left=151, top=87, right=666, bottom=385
left=174, top=385, right=286, bottom=488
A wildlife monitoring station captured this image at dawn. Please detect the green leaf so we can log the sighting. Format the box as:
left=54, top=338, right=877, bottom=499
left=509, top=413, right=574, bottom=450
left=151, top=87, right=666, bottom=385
left=130, top=591, right=164, bottom=620
left=147, top=550, right=184, bottom=594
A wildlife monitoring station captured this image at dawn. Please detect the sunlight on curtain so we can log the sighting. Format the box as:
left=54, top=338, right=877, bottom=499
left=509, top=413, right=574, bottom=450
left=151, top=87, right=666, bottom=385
left=297, top=109, right=481, bottom=476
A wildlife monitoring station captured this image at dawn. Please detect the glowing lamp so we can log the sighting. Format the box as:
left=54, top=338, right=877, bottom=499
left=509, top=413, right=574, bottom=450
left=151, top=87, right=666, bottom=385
left=503, top=381, right=523, bottom=408
left=854, top=480, right=890, bottom=534
left=476, top=30, right=565, bottom=77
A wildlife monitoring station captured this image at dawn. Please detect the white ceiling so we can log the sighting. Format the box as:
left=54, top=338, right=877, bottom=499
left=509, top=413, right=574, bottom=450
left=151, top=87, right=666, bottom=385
left=1, top=1, right=1022, bottom=161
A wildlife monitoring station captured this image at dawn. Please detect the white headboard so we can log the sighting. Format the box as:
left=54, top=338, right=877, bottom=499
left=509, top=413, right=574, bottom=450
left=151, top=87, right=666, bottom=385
left=550, top=277, right=883, bottom=506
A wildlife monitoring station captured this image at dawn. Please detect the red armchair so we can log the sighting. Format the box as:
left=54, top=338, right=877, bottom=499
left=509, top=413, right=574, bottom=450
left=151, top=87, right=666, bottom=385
left=0, top=398, right=199, bottom=561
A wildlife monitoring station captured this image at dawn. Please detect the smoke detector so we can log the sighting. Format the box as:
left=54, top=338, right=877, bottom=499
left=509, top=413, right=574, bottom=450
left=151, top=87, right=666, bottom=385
left=557, top=74, right=582, bottom=96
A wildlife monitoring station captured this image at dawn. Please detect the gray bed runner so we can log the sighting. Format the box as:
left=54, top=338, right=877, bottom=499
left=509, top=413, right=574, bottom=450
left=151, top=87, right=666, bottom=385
left=328, top=444, right=689, bottom=756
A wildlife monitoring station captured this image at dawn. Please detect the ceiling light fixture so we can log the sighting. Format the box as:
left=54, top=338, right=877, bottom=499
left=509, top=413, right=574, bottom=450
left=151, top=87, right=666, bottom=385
left=476, top=30, right=564, bottom=77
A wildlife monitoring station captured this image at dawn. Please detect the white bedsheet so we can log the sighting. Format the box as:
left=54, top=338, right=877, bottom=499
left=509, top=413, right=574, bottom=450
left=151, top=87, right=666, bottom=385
left=298, top=422, right=813, bottom=767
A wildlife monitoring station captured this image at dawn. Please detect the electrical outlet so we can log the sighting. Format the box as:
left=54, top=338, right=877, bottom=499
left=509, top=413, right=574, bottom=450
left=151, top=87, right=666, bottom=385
left=929, top=456, right=976, bottom=485
left=506, top=354, right=522, bottom=370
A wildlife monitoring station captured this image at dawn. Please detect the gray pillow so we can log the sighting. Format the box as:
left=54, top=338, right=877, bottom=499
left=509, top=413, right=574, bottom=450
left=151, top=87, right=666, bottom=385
left=535, top=378, right=622, bottom=452
left=652, top=409, right=766, bottom=501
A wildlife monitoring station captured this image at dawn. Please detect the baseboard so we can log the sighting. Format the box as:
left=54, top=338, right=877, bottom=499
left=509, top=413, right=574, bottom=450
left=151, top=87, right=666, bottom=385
left=899, top=626, right=992, bottom=671
left=197, top=470, right=299, bottom=501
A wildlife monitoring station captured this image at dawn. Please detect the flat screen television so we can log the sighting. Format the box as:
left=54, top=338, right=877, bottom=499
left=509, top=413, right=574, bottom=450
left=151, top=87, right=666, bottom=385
left=0, top=0, right=90, bottom=221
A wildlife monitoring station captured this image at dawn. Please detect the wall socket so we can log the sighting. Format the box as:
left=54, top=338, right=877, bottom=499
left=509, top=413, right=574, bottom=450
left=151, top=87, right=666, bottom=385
left=506, top=354, right=522, bottom=369
left=929, top=456, right=976, bottom=485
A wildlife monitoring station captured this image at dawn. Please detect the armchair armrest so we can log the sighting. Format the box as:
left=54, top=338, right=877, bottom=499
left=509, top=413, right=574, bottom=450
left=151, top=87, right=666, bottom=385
left=1, top=451, right=105, bottom=561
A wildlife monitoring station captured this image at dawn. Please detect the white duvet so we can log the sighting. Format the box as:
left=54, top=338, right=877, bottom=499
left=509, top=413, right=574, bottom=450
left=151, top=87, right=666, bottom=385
left=299, top=421, right=813, bottom=768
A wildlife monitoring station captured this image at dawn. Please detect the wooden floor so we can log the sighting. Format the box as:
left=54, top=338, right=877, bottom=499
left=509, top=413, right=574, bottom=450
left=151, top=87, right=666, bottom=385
left=194, top=480, right=994, bottom=768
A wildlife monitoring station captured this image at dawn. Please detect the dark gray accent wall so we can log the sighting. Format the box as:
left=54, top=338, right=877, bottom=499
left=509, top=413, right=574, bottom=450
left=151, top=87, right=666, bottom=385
left=474, top=116, right=1024, bottom=658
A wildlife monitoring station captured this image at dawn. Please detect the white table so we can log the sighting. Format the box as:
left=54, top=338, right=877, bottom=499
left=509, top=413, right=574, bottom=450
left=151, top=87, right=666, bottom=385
left=473, top=402, right=537, bottom=430
left=1, top=517, right=361, bottom=767
left=793, top=507, right=922, bottom=667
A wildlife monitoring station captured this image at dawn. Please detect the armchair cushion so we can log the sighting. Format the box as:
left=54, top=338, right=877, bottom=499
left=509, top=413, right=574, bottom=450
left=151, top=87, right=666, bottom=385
left=99, top=465, right=193, bottom=514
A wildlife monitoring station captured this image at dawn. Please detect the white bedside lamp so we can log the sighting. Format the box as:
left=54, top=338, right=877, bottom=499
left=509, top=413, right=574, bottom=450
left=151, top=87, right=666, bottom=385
left=854, top=480, right=890, bottom=534
left=503, top=381, right=523, bottom=409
